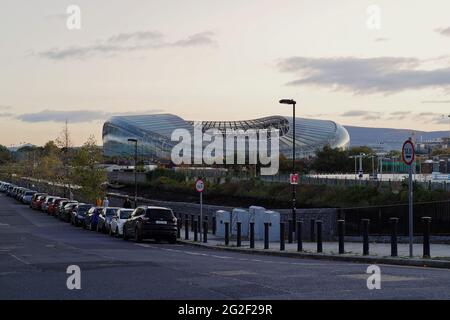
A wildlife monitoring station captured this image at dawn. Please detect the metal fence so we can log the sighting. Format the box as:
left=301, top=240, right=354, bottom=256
left=338, top=200, right=450, bottom=236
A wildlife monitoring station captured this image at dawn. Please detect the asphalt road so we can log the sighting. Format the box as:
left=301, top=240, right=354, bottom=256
left=1, top=193, right=450, bottom=300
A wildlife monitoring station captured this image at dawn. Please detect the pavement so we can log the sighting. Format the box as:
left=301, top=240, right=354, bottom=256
left=3, top=193, right=450, bottom=299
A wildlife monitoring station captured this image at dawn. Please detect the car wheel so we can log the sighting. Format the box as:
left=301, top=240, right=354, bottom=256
left=168, top=236, right=177, bottom=244
left=116, top=227, right=120, bottom=238
left=123, top=228, right=128, bottom=241
left=109, top=227, right=113, bottom=237
left=134, top=227, right=142, bottom=243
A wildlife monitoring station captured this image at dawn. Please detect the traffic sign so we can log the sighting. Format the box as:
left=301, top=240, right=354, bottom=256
left=402, top=140, right=415, bottom=165
left=195, top=179, right=205, bottom=193
left=290, top=173, right=299, bottom=185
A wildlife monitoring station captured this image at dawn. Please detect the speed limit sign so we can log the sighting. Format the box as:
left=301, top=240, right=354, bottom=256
left=402, top=140, right=415, bottom=165
left=195, top=179, right=204, bottom=193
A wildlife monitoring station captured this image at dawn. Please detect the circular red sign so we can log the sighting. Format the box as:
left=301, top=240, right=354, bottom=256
left=195, top=179, right=204, bottom=192
left=402, top=140, right=415, bottom=165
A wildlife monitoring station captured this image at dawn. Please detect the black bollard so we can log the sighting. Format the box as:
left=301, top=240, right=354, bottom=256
left=191, top=215, right=195, bottom=231
left=224, top=222, right=229, bottom=246
left=422, top=217, right=431, bottom=258
left=203, top=221, right=208, bottom=243
left=249, top=222, right=255, bottom=249
left=338, top=219, right=345, bottom=254
left=288, top=219, right=293, bottom=244
left=390, top=217, right=398, bottom=257
left=264, top=222, right=269, bottom=249
left=236, top=222, right=242, bottom=247
left=310, top=218, right=315, bottom=242
left=280, top=222, right=285, bottom=251
left=212, top=216, right=216, bottom=235
left=194, top=220, right=198, bottom=242
left=177, top=218, right=181, bottom=239
left=362, top=219, right=370, bottom=256
left=316, top=220, right=323, bottom=253
left=184, top=214, right=189, bottom=240
left=297, top=220, right=303, bottom=252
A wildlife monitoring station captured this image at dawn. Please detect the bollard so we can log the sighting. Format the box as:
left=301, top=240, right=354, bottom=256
left=203, top=221, right=208, bottom=243
left=362, top=219, right=370, bottom=256
left=236, top=222, right=242, bottom=247
left=249, top=222, right=255, bottom=249
left=288, top=219, right=293, bottom=244
left=264, top=222, right=269, bottom=249
left=193, top=220, right=198, bottom=242
left=316, top=220, right=323, bottom=253
left=297, top=220, right=303, bottom=252
left=338, top=219, right=345, bottom=254
left=177, top=218, right=181, bottom=239
left=390, top=217, right=399, bottom=257
left=184, top=214, right=189, bottom=240
left=422, top=217, right=431, bottom=258
left=224, top=222, right=229, bottom=246
left=280, top=222, right=285, bottom=251
left=310, top=218, right=315, bottom=242
left=212, top=216, right=216, bottom=235
left=191, top=215, right=195, bottom=231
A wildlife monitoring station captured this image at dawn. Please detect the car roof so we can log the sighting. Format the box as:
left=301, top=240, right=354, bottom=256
left=142, top=206, right=172, bottom=210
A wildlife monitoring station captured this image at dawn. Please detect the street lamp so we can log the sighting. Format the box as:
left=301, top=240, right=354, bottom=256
left=279, top=98, right=297, bottom=237
left=128, top=138, right=138, bottom=208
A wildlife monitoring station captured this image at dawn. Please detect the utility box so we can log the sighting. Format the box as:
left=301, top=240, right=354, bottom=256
left=249, top=206, right=266, bottom=240
left=264, top=210, right=281, bottom=242
left=215, top=210, right=231, bottom=238
left=231, top=208, right=250, bottom=237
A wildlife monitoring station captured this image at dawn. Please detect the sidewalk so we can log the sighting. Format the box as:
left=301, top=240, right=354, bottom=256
left=178, top=228, right=450, bottom=269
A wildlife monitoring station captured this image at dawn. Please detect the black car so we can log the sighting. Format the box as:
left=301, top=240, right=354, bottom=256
left=71, top=203, right=93, bottom=227
left=84, top=207, right=103, bottom=231
left=97, top=207, right=119, bottom=233
left=123, top=206, right=177, bottom=243
left=60, top=202, right=78, bottom=222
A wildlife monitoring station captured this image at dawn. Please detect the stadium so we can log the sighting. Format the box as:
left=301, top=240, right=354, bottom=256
left=102, top=114, right=350, bottom=161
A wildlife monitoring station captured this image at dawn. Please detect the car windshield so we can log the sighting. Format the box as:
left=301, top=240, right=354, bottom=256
left=145, top=208, right=174, bottom=219
left=105, top=208, right=118, bottom=216
left=25, top=191, right=34, bottom=196
left=119, top=210, right=133, bottom=219
left=78, top=205, right=92, bottom=213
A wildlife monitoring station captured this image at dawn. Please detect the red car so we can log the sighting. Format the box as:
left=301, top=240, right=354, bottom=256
left=31, top=194, right=47, bottom=210
left=48, top=198, right=68, bottom=216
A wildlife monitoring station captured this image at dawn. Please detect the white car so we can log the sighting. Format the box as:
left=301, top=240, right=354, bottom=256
left=22, top=191, right=37, bottom=204
left=109, top=208, right=134, bottom=237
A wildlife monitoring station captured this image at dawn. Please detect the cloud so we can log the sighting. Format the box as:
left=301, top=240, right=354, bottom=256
left=435, top=27, right=450, bottom=37
left=277, top=56, right=450, bottom=94
left=374, top=37, right=389, bottom=42
left=16, top=109, right=164, bottom=123
left=421, top=100, right=450, bottom=104
left=0, top=112, right=13, bottom=118
left=37, top=30, right=216, bottom=60
left=340, top=110, right=383, bottom=120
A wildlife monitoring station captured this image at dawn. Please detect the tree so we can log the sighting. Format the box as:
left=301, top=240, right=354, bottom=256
left=311, top=145, right=351, bottom=173
left=432, top=148, right=450, bottom=156
left=0, top=145, right=11, bottom=164
left=56, top=120, right=74, bottom=197
left=72, top=136, right=106, bottom=203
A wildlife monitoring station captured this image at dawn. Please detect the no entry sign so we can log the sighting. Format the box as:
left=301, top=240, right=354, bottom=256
left=290, top=173, right=299, bottom=185
left=402, top=140, right=415, bottom=165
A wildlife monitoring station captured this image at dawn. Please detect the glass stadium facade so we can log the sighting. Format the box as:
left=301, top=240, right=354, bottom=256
left=102, top=113, right=350, bottom=161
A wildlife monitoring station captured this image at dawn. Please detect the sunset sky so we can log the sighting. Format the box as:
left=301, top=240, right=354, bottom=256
left=1, top=0, right=450, bottom=146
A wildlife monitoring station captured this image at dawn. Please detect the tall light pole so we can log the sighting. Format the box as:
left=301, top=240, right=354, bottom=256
left=279, top=98, right=297, bottom=236
left=128, top=138, right=138, bottom=208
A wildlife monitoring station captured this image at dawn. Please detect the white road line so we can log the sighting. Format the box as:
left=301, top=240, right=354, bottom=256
left=9, top=254, right=31, bottom=265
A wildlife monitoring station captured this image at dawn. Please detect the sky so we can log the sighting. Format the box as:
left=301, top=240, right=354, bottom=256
left=1, top=0, right=450, bottom=147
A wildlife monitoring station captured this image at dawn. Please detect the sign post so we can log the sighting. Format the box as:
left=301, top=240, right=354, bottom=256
left=402, top=139, right=415, bottom=258
left=290, top=173, right=299, bottom=185
left=195, top=178, right=205, bottom=240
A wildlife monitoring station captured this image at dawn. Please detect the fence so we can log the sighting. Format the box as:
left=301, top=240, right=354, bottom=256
left=338, top=200, right=450, bottom=236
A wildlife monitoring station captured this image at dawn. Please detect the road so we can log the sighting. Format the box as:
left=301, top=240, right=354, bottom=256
left=1, top=194, right=450, bottom=300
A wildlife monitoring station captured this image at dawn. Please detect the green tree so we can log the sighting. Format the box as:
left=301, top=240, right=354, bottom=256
left=0, top=144, right=11, bottom=164
left=311, top=145, right=351, bottom=173
left=72, top=136, right=106, bottom=203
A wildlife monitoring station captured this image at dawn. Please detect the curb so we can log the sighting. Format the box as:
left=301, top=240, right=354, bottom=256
left=178, top=240, right=450, bottom=269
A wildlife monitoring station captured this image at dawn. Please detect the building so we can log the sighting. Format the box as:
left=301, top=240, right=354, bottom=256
left=102, top=113, right=350, bottom=162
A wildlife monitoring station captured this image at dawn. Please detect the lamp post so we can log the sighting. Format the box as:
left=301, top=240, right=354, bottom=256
left=128, top=138, right=138, bottom=208
left=279, top=98, right=297, bottom=236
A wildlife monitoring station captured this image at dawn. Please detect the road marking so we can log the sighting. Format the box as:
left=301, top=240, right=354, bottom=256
left=340, top=274, right=425, bottom=282
left=9, top=254, right=31, bottom=265
left=211, top=270, right=256, bottom=276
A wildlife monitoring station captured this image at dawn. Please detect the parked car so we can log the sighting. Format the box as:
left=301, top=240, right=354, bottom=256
left=84, top=207, right=103, bottom=230
left=109, top=208, right=134, bottom=237
left=57, top=200, right=77, bottom=218
left=60, top=202, right=78, bottom=222
left=30, top=193, right=47, bottom=208
left=123, top=206, right=177, bottom=243
left=97, top=207, right=119, bottom=233
left=49, top=198, right=67, bottom=217
left=71, top=203, right=93, bottom=227
left=41, top=196, right=57, bottom=213
left=32, top=194, right=47, bottom=210
left=21, top=190, right=37, bottom=204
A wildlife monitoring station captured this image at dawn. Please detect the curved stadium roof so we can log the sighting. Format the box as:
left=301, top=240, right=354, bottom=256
left=103, top=113, right=350, bottom=160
